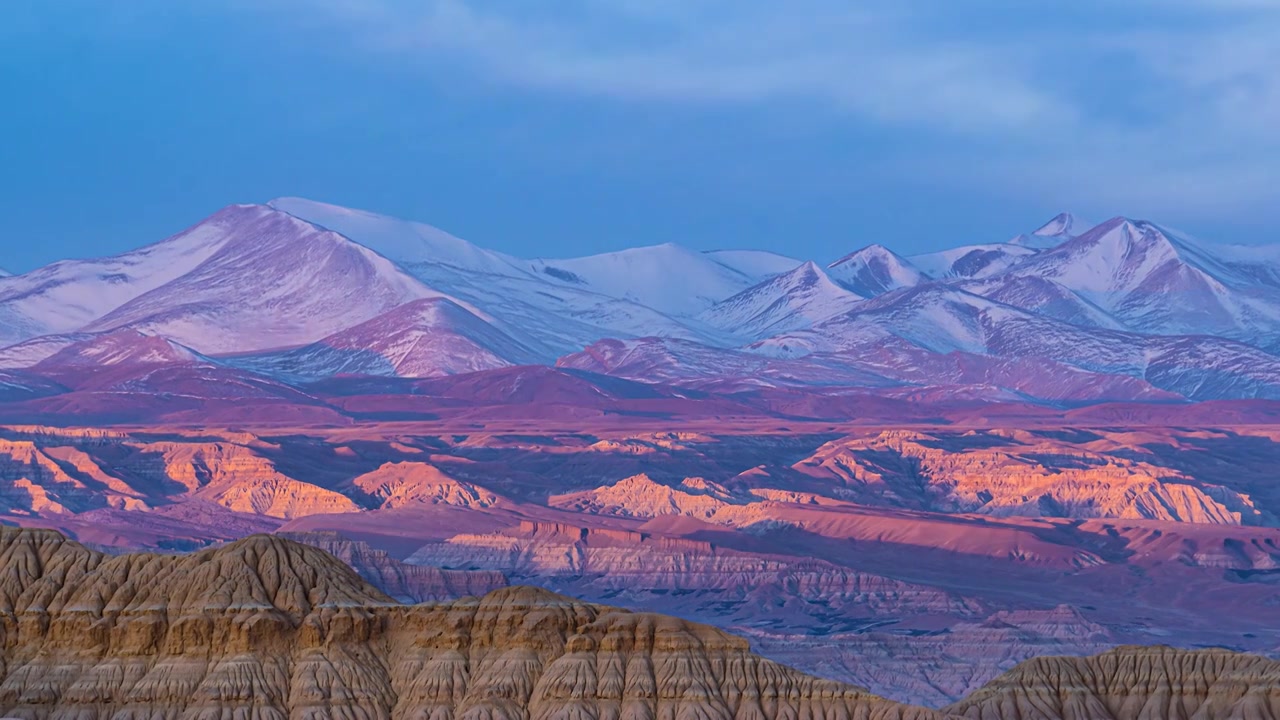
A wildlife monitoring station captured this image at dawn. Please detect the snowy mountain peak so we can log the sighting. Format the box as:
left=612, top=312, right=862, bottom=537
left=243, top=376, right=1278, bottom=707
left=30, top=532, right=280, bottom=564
left=1059, top=216, right=1182, bottom=268
left=78, top=204, right=481, bottom=354
left=827, top=244, right=928, bottom=297
left=0, top=268, right=11, bottom=278
left=1035, top=212, right=1090, bottom=238
left=1008, top=212, right=1094, bottom=250
left=698, top=259, right=863, bottom=340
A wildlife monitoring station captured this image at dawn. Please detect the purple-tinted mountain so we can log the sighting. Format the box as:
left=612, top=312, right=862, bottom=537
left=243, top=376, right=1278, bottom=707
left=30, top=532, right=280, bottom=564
left=0, top=200, right=1278, bottom=413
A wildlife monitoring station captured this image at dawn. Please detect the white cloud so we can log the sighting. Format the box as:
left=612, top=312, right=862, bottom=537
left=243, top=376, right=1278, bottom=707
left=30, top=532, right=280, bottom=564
left=247, top=0, right=1280, bottom=224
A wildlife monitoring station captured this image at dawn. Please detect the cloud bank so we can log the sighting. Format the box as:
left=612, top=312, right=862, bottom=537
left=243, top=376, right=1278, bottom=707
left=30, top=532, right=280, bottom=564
left=218, top=0, right=1280, bottom=223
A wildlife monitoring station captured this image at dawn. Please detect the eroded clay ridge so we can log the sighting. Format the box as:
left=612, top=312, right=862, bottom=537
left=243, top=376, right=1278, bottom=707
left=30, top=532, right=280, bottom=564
left=945, top=645, right=1280, bottom=720
left=0, top=528, right=940, bottom=720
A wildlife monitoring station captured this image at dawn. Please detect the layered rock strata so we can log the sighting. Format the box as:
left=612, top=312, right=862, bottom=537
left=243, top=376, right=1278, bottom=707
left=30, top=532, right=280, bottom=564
left=0, top=528, right=941, bottom=720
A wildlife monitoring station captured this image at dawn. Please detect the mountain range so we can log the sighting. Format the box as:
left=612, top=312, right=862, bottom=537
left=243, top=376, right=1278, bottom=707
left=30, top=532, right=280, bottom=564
left=2, top=198, right=1280, bottom=421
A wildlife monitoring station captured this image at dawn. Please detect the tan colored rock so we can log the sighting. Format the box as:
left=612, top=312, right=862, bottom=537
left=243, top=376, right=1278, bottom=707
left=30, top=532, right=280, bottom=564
left=352, top=462, right=501, bottom=509
left=944, top=645, right=1280, bottom=720
left=0, top=528, right=942, bottom=720
left=794, top=431, right=1258, bottom=524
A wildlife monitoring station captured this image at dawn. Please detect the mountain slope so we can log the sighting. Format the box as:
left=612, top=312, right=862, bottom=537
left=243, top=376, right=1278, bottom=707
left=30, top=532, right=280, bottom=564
left=751, top=285, right=1280, bottom=400
left=528, top=242, right=772, bottom=316
left=563, top=335, right=1178, bottom=403
left=85, top=205, right=470, bottom=354
left=0, top=211, right=239, bottom=346
left=703, top=248, right=802, bottom=282
left=230, top=297, right=539, bottom=381
left=699, top=261, right=865, bottom=340
left=827, top=244, right=928, bottom=296
left=34, top=328, right=205, bottom=369
left=910, top=243, right=1039, bottom=280
left=961, top=275, right=1124, bottom=330
left=274, top=199, right=723, bottom=357
left=1001, top=217, right=1280, bottom=348
left=0, top=528, right=945, bottom=720
left=269, top=196, right=528, bottom=276
left=1008, top=212, right=1093, bottom=250
left=0, top=332, right=95, bottom=369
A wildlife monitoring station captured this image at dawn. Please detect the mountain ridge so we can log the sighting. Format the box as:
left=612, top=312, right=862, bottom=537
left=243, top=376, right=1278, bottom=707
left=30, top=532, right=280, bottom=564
left=2, top=199, right=1280, bottom=409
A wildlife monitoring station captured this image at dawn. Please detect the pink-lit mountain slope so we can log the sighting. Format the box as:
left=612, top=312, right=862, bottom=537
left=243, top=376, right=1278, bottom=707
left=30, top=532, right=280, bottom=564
left=81, top=205, right=477, bottom=354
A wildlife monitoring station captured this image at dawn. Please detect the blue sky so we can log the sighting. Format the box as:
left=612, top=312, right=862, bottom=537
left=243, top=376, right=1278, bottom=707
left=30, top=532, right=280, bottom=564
left=2, top=1, right=1277, bottom=272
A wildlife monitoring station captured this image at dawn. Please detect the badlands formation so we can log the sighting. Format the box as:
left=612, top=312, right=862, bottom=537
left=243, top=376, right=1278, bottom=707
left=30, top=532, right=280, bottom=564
left=946, top=647, right=1280, bottom=719
left=0, top=528, right=1274, bottom=720
left=0, top=528, right=938, bottom=720
left=0, top=424, right=1279, bottom=706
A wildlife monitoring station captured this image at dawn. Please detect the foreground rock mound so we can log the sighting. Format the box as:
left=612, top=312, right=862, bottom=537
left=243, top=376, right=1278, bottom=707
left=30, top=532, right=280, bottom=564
left=0, top=528, right=939, bottom=720
left=945, top=646, right=1280, bottom=719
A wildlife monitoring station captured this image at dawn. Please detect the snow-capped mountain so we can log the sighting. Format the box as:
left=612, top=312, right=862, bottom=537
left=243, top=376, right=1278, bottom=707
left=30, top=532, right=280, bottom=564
left=960, top=275, right=1124, bottom=330
left=2, top=200, right=1280, bottom=410
left=527, top=243, right=775, bottom=316
left=0, top=268, right=11, bottom=278
left=826, top=244, right=927, bottom=297
left=273, top=198, right=793, bottom=316
left=698, top=261, right=864, bottom=340
left=558, top=334, right=1179, bottom=403
left=269, top=197, right=528, bottom=277
left=0, top=213, right=240, bottom=346
left=909, top=243, right=1039, bottom=280
left=1008, top=212, right=1092, bottom=250
left=271, top=198, right=734, bottom=355
left=80, top=205, right=477, bottom=355
left=999, top=217, right=1280, bottom=349
left=749, top=283, right=1280, bottom=399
